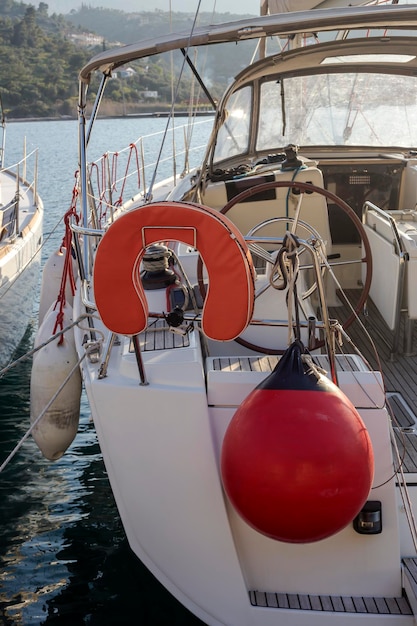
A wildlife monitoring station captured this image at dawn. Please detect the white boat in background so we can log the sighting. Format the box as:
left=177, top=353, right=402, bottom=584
left=32, top=1, right=417, bottom=624
left=0, top=100, right=43, bottom=370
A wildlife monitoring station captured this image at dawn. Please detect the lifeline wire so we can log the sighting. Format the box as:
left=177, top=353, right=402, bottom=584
left=0, top=314, right=89, bottom=379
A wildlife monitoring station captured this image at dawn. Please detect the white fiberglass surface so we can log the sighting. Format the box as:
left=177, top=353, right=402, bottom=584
left=213, top=71, right=417, bottom=162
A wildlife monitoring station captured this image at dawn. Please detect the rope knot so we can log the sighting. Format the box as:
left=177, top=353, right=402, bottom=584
left=270, top=230, right=301, bottom=291
left=282, top=231, right=300, bottom=257
left=301, top=354, right=328, bottom=380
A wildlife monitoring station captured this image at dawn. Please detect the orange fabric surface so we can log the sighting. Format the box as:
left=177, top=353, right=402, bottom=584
left=93, top=201, right=255, bottom=341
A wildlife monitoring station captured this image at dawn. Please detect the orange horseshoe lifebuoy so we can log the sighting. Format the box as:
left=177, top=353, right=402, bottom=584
left=93, top=201, right=255, bottom=341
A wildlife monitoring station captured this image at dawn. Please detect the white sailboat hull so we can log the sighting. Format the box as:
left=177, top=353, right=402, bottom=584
left=0, top=166, right=42, bottom=368
left=39, top=4, right=417, bottom=624
left=74, top=287, right=412, bottom=624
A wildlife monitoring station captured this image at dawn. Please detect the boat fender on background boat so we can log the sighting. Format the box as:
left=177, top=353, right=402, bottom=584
left=30, top=303, right=82, bottom=461
left=93, top=201, right=255, bottom=341
left=221, top=340, right=374, bottom=543
left=38, top=247, right=76, bottom=324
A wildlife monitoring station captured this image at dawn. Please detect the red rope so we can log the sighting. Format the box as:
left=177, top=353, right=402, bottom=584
left=52, top=186, right=80, bottom=344
left=114, top=144, right=141, bottom=207
left=89, top=145, right=142, bottom=220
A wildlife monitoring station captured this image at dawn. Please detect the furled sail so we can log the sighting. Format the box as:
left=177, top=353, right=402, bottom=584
left=261, top=0, right=377, bottom=13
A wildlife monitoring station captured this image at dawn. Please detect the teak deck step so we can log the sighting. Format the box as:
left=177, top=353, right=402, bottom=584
left=329, top=290, right=417, bottom=410
left=249, top=587, right=412, bottom=615
left=136, top=318, right=191, bottom=351
left=402, top=558, right=417, bottom=617
left=210, top=353, right=365, bottom=373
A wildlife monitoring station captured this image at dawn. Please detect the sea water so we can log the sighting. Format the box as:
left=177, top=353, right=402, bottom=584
left=0, top=117, right=210, bottom=625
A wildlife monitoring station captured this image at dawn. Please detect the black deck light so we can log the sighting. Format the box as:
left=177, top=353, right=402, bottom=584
left=353, top=501, right=382, bottom=535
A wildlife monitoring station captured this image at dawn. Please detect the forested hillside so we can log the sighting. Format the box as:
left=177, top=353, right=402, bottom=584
left=0, top=0, right=256, bottom=118
left=0, top=1, right=93, bottom=117
left=66, top=5, right=257, bottom=89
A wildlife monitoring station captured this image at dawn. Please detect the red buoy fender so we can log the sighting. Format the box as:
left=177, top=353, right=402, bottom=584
left=221, top=341, right=375, bottom=543
left=93, top=201, right=255, bottom=340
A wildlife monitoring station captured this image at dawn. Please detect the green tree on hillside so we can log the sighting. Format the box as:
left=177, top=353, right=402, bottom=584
left=0, top=0, right=254, bottom=118
left=0, top=1, right=92, bottom=117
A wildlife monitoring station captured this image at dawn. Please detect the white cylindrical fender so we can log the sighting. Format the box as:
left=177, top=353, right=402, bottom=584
left=38, top=248, right=76, bottom=324
left=30, top=303, right=82, bottom=461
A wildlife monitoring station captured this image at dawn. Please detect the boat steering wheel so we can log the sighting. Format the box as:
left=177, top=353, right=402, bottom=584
left=197, top=179, right=372, bottom=354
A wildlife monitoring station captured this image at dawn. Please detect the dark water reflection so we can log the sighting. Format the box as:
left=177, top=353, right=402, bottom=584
left=0, top=117, right=211, bottom=625
left=0, top=331, right=205, bottom=625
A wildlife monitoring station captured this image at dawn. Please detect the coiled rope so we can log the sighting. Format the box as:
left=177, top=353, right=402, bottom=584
left=269, top=231, right=301, bottom=345
left=141, top=245, right=172, bottom=272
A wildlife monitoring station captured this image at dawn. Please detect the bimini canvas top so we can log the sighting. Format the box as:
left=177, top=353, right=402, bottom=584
left=79, top=4, right=417, bottom=83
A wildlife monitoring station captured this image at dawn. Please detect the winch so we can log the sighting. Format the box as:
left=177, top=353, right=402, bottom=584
left=141, top=244, right=176, bottom=290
